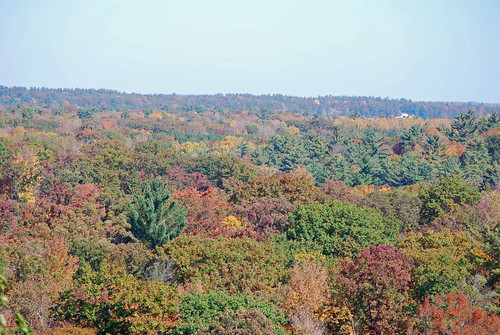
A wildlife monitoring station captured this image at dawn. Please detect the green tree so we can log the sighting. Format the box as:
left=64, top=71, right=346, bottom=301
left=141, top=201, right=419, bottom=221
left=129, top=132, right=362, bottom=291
left=398, top=229, right=478, bottom=300
left=485, top=134, right=500, bottom=164
left=129, top=178, right=187, bottom=248
left=399, top=124, right=428, bottom=154
left=77, top=108, right=96, bottom=120
left=201, top=308, right=275, bottom=335
left=252, top=135, right=308, bottom=173
left=338, top=126, right=388, bottom=186
left=384, top=152, right=435, bottom=187
left=286, top=200, right=401, bottom=257
left=445, top=110, right=479, bottom=143
left=486, top=112, right=500, bottom=130
left=185, top=155, right=258, bottom=189
left=171, top=291, right=289, bottom=335
left=460, top=139, right=491, bottom=188
left=419, top=175, right=481, bottom=225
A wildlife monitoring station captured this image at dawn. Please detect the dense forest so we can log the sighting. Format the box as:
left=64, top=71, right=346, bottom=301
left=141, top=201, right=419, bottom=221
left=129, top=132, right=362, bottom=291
left=2, top=86, right=500, bottom=119
left=0, top=87, right=499, bottom=334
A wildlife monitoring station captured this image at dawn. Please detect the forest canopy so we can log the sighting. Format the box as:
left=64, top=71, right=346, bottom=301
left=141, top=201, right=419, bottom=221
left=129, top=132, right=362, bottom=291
left=0, top=87, right=499, bottom=334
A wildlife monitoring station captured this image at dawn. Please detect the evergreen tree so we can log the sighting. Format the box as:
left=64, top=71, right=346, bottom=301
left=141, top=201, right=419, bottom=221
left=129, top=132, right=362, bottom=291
left=487, top=111, right=500, bottom=130
left=423, top=133, right=445, bottom=173
left=446, top=110, right=479, bottom=143
left=460, top=138, right=491, bottom=188
left=129, top=178, right=187, bottom=248
left=400, top=124, right=427, bottom=154
left=485, top=134, right=500, bottom=164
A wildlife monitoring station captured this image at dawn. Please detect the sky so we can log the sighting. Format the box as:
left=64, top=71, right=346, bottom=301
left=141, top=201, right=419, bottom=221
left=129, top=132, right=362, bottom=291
left=1, top=0, right=499, bottom=102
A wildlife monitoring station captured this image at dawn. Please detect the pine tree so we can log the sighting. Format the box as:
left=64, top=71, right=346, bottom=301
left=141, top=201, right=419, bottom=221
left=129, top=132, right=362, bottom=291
left=446, top=110, right=479, bottom=143
left=129, top=178, right=187, bottom=248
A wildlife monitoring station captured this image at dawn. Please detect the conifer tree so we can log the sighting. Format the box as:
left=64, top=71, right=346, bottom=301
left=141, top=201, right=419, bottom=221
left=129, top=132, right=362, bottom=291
left=129, top=178, right=187, bottom=248
left=446, top=110, right=479, bottom=143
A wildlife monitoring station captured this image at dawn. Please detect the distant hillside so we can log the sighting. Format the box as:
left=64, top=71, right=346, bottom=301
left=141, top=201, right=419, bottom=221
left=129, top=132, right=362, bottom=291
left=1, top=85, right=499, bottom=119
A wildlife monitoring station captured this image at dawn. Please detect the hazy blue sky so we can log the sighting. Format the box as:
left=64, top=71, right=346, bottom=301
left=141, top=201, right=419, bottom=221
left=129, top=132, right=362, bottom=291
left=1, top=0, right=499, bottom=102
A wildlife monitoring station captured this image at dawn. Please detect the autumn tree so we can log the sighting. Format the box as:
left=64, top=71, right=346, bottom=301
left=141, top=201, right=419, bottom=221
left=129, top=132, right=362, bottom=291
left=6, top=237, right=78, bottom=333
left=230, top=169, right=326, bottom=205
left=398, top=229, right=478, bottom=300
left=232, top=195, right=296, bottom=237
left=419, top=175, right=480, bottom=225
left=8, top=148, right=42, bottom=203
left=284, top=255, right=330, bottom=335
left=409, top=293, right=500, bottom=335
left=53, top=262, right=178, bottom=335
left=362, top=189, right=422, bottom=230
left=172, top=187, right=230, bottom=237
left=162, top=236, right=288, bottom=294
left=0, top=273, right=30, bottom=334
left=335, top=245, right=414, bottom=335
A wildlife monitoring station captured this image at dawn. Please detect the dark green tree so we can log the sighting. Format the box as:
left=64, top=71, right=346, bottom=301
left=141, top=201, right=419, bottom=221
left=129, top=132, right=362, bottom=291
left=383, top=153, right=435, bottom=187
left=77, top=107, right=96, bottom=120
left=342, top=127, right=388, bottom=185
left=129, top=178, right=187, bottom=248
left=487, top=111, right=500, bottom=130
left=423, top=133, right=445, bottom=173
left=186, top=155, right=258, bottom=189
left=399, top=124, right=428, bottom=154
left=460, top=138, right=491, bottom=188
left=442, top=156, right=462, bottom=176
left=252, top=135, right=308, bottom=173
left=485, top=134, right=500, bottom=164
left=445, top=110, right=479, bottom=143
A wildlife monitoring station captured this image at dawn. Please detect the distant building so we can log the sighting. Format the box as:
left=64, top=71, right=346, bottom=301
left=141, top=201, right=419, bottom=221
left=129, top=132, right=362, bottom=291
left=396, top=113, right=409, bottom=118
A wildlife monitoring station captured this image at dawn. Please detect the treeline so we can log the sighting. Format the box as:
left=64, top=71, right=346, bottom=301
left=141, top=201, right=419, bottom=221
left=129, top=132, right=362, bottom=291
left=1, top=85, right=500, bottom=119
left=0, top=93, right=499, bottom=334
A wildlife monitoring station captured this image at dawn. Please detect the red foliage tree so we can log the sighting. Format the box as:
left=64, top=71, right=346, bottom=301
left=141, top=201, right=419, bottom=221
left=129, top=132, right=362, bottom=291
left=336, top=244, right=414, bottom=334
left=232, top=195, right=296, bottom=238
left=409, top=293, right=500, bottom=335
left=172, top=187, right=230, bottom=237
left=165, top=166, right=212, bottom=192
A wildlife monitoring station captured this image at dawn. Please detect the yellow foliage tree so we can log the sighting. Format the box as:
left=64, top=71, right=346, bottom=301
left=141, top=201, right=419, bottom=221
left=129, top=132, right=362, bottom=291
left=11, top=148, right=42, bottom=203
left=287, top=125, right=300, bottom=136
left=218, top=136, right=243, bottom=154
left=221, top=215, right=243, bottom=230
left=284, top=256, right=330, bottom=335
left=149, top=109, right=163, bottom=119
